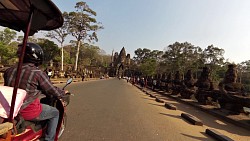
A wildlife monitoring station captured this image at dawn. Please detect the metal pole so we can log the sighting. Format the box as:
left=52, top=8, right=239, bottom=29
left=8, top=8, right=34, bottom=121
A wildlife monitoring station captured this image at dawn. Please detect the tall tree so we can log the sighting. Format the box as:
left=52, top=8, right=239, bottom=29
left=139, top=58, right=157, bottom=76
left=37, top=39, right=60, bottom=66
left=0, top=28, right=16, bottom=45
left=133, top=48, right=163, bottom=75
left=133, top=48, right=151, bottom=64
left=0, top=28, right=17, bottom=65
left=17, top=35, right=38, bottom=43
left=162, top=42, right=204, bottom=78
left=238, top=60, right=250, bottom=84
left=162, top=42, right=185, bottom=72
left=62, top=44, right=75, bottom=64
left=46, top=12, right=69, bottom=71
left=66, top=1, right=103, bottom=71
left=0, top=41, right=18, bottom=65
left=203, top=45, right=225, bottom=80
left=191, top=46, right=204, bottom=78
left=203, top=45, right=225, bottom=65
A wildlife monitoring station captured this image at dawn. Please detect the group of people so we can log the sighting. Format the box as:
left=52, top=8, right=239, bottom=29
left=128, top=77, right=147, bottom=88
left=3, top=43, right=67, bottom=141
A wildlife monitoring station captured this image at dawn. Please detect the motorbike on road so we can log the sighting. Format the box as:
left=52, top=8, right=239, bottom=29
left=0, top=78, right=73, bottom=141
left=0, top=0, right=67, bottom=140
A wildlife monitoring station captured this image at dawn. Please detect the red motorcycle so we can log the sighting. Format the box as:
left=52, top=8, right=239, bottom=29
left=0, top=0, right=67, bottom=141
left=0, top=78, right=72, bottom=141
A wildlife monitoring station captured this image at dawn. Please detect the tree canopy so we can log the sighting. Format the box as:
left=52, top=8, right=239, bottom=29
left=65, top=1, right=103, bottom=71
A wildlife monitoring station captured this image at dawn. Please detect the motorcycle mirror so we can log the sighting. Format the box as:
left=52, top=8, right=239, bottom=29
left=62, top=78, right=73, bottom=90
left=67, top=78, right=73, bottom=85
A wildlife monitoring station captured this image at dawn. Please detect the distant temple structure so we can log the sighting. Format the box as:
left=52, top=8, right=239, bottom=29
left=109, top=47, right=131, bottom=77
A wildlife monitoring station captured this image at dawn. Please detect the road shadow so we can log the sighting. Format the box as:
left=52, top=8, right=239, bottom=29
left=141, top=97, right=155, bottom=100
left=181, top=132, right=212, bottom=141
left=160, top=112, right=201, bottom=126
left=159, top=113, right=185, bottom=121
left=148, top=103, right=164, bottom=107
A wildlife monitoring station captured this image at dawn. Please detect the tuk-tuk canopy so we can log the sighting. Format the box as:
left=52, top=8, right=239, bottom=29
left=0, top=0, right=63, bottom=36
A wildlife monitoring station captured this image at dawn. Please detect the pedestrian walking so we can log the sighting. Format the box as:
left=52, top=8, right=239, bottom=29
left=48, top=69, right=52, bottom=79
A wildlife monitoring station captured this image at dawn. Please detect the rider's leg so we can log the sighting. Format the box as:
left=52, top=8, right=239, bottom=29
left=32, top=104, right=59, bottom=141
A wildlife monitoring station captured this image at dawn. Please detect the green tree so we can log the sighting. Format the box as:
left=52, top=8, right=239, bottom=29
left=162, top=42, right=185, bottom=73
left=46, top=12, right=69, bottom=71
left=133, top=48, right=163, bottom=76
left=203, top=45, right=225, bottom=65
left=133, top=48, right=151, bottom=64
left=139, top=58, right=157, bottom=76
left=37, top=39, right=60, bottom=65
left=190, top=46, right=204, bottom=78
left=63, top=44, right=75, bottom=64
left=238, top=60, right=250, bottom=84
left=150, top=50, right=163, bottom=62
left=162, top=42, right=206, bottom=78
left=0, top=42, right=9, bottom=64
left=203, top=45, right=225, bottom=80
left=17, top=35, right=38, bottom=43
left=101, top=54, right=112, bottom=67
left=66, top=1, right=103, bottom=71
left=78, top=43, right=107, bottom=67
left=0, top=28, right=16, bottom=45
left=0, top=28, right=17, bottom=65
left=0, top=41, right=18, bottom=65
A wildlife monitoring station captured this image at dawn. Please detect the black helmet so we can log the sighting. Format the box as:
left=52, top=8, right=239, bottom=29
left=18, top=43, right=44, bottom=66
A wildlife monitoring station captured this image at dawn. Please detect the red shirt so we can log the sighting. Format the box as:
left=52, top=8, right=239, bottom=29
left=20, top=98, right=42, bottom=120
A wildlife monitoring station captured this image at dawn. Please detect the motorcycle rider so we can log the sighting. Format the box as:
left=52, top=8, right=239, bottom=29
left=4, top=43, right=66, bottom=141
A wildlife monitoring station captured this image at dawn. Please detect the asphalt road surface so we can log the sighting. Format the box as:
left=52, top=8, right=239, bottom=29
left=57, top=78, right=250, bottom=141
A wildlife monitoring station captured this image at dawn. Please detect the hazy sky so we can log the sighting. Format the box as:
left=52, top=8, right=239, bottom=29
left=50, top=0, right=250, bottom=63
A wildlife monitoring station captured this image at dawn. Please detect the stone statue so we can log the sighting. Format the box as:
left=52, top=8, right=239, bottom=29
left=219, top=64, right=246, bottom=95
left=160, top=73, right=167, bottom=91
left=180, top=70, right=196, bottom=99
left=171, top=71, right=183, bottom=95
left=165, top=72, right=173, bottom=92
left=218, top=64, right=250, bottom=113
left=195, top=67, right=215, bottom=104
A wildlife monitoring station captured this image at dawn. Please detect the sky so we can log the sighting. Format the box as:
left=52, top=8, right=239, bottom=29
left=43, top=0, right=250, bottom=63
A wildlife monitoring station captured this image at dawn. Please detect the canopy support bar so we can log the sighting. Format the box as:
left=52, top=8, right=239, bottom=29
left=8, top=6, right=34, bottom=122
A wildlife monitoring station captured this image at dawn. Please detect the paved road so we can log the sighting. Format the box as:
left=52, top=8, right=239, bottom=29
left=58, top=78, right=249, bottom=141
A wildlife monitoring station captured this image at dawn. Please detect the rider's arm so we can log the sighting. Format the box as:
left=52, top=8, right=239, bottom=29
left=37, top=70, right=65, bottom=97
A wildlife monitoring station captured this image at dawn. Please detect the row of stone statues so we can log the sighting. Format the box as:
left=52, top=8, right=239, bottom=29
left=146, top=64, right=250, bottom=114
